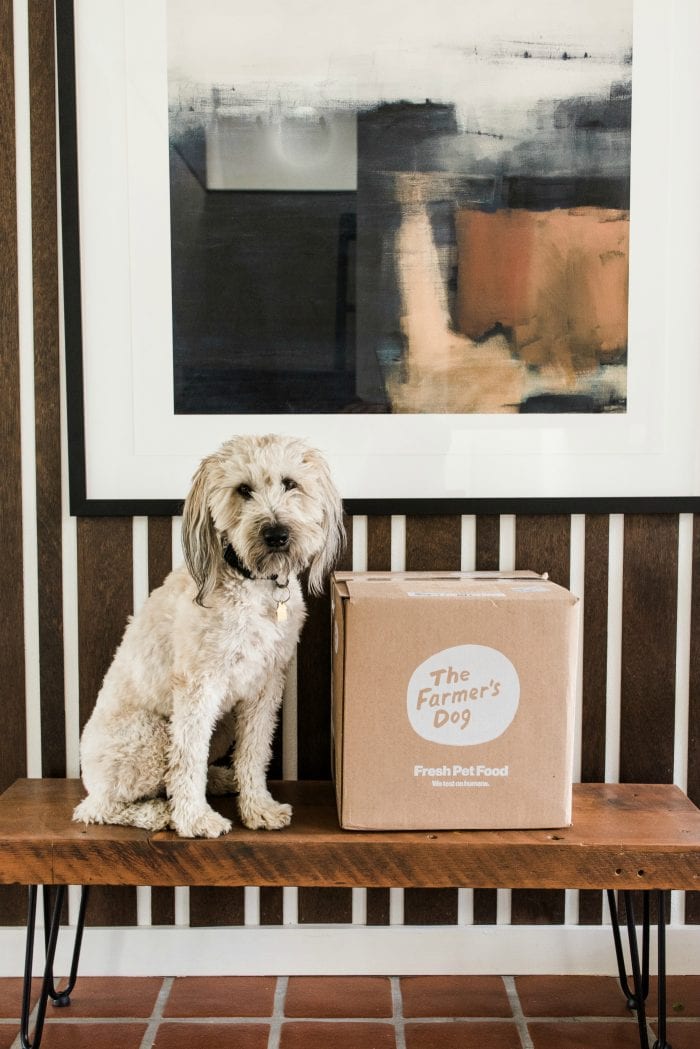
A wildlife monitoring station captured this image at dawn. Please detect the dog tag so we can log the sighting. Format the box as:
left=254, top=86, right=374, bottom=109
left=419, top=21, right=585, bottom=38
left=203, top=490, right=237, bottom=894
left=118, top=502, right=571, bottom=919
left=277, top=602, right=288, bottom=622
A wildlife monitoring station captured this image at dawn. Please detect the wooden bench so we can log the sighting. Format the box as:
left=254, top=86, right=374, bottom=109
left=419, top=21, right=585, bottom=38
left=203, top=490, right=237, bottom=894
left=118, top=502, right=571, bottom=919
left=1, top=778, right=699, bottom=1049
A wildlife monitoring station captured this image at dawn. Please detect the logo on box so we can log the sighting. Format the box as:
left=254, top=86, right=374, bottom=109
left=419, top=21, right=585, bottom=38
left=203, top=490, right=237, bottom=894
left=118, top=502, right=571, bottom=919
left=406, top=644, right=520, bottom=746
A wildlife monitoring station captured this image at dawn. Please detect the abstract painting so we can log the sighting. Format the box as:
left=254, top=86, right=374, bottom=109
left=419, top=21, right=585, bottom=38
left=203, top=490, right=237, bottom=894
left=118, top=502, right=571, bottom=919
left=167, top=0, right=632, bottom=415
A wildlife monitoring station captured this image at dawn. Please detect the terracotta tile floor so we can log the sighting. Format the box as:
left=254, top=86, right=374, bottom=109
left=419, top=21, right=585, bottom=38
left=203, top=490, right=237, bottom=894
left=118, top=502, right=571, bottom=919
left=1, top=974, right=698, bottom=1049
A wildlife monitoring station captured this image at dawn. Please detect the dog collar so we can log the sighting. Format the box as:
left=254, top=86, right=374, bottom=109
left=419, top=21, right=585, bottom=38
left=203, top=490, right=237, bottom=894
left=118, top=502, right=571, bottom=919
left=223, top=544, right=290, bottom=621
left=223, top=544, right=254, bottom=579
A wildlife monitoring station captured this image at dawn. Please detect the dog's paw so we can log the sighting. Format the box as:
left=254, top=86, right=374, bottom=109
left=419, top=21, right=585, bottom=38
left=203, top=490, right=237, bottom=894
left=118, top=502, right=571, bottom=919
left=171, top=805, right=232, bottom=839
left=239, top=796, right=292, bottom=831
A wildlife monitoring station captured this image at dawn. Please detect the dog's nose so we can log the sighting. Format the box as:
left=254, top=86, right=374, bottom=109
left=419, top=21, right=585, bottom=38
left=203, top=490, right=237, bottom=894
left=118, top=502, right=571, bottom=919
left=263, top=525, right=290, bottom=550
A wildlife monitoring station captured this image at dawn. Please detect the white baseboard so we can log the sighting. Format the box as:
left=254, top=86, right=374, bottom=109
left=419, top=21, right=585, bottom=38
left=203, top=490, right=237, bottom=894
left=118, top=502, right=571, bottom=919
left=0, top=924, right=698, bottom=977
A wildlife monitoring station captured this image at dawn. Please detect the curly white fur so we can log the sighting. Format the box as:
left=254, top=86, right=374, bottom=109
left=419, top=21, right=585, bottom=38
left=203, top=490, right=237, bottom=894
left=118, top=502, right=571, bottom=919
left=73, top=434, right=344, bottom=838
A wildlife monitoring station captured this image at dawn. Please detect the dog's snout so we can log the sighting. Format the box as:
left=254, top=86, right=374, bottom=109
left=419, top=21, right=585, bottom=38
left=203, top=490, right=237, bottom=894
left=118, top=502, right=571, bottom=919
left=263, top=525, right=290, bottom=550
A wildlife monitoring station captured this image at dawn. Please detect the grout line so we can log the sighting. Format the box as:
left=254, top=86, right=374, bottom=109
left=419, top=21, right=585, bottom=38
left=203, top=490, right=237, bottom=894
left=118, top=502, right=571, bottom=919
left=138, top=976, right=174, bottom=1049
left=267, top=974, right=288, bottom=1049
left=503, top=975, right=535, bottom=1049
left=391, top=975, right=407, bottom=1049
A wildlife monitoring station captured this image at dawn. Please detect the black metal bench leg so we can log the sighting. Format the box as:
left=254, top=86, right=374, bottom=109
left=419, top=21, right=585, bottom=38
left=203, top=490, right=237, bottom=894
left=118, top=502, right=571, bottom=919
left=607, top=889, right=672, bottom=1049
left=20, top=885, right=90, bottom=1049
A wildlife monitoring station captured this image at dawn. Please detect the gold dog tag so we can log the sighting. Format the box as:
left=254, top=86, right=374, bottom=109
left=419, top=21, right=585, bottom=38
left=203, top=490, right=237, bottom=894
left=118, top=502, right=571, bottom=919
left=277, top=602, right=288, bottom=622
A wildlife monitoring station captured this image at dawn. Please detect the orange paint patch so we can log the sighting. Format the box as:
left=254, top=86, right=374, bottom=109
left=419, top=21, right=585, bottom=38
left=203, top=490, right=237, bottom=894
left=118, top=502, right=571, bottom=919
left=455, top=207, right=629, bottom=381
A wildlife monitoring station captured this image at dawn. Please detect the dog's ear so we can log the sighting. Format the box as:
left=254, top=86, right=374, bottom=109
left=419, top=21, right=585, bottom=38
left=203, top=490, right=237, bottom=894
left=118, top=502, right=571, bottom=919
left=181, top=456, right=220, bottom=606
left=305, top=447, right=346, bottom=596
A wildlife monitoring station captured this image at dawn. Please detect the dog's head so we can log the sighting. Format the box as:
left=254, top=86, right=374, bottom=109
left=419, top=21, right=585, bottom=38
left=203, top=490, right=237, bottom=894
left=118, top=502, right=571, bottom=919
left=181, top=434, right=345, bottom=605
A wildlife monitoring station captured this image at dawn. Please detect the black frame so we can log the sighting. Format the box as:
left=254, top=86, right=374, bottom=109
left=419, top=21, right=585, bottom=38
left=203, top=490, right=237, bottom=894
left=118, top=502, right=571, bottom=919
left=56, top=1, right=700, bottom=518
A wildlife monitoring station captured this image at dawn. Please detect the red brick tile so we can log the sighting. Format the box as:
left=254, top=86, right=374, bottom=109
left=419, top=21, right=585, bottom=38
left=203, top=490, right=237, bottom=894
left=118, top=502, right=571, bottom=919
left=153, top=1022, right=270, bottom=1049
left=0, top=977, right=40, bottom=1018
left=280, top=1021, right=396, bottom=1049
left=516, top=975, right=633, bottom=1017
left=401, top=975, right=512, bottom=1017
left=40, top=1023, right=147, bottom=1048
left=528, top=1020, right=643, bottom=1048
left=55, top=976, right=163, bottom=1017
left=655, top=976, right=700, bottom=1017
left=659, top=1022, right=700, bottom=1049
left=285, top=976, right=393, bottom=1018
left=0, top=1025, right=17, bottom=1049
left=164, top=976, right=276, bottom=1017
left=405, top=1022, right=521, bottom=1049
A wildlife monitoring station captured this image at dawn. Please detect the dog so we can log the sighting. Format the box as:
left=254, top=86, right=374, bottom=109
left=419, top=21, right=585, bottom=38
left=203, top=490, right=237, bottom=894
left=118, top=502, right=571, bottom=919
left=73, top=434, right=344, bottom=838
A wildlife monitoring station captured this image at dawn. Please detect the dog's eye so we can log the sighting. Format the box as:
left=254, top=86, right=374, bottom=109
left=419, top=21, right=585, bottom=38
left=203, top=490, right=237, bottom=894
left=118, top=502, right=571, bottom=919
left=237, top=484, right=253, bottom=500
left=282, top=478, right=298, bottom=492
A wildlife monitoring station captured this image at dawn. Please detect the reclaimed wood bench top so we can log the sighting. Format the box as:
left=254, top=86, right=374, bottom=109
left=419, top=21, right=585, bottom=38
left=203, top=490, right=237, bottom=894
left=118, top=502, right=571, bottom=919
left=0, top=779, right=698, bottom=891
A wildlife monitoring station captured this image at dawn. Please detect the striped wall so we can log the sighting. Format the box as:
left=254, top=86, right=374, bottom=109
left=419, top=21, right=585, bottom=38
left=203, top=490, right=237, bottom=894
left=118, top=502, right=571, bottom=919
left=0, top=0, right=699, bottom=975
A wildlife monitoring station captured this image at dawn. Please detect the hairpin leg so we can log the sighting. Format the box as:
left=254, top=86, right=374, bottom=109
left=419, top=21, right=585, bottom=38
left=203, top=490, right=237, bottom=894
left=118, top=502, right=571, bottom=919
left=20, top=884, right=90, bottom=1049
left=606, top=889, right=672, bottom=1049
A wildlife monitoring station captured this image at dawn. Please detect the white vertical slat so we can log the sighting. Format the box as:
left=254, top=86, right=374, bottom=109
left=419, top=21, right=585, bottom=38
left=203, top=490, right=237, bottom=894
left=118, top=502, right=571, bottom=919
left=171, top=517, right=183, bottom=568
left=496, top=515, right=516, bottom=926
left=604, top=515, right=625, bottom=784
left=673, top=514, right=693, bottom=792
left=458, top=517, right=476, bottom=924
left=170, top=519, right=191, bottom=925
left=352, top=514, right=368, bottom=570
left=132, top=517, right=151, bottom=927
left=244, top=886, right=261, bottom=926
left=348, top=515, right=370, bottom=924
left=14, top=0, right=43, bottom=778
left=499, top=515, right=516, bottom=572
left=391, top=516, right=406, bottom=571
left=282, top=887, right=298, bottom=925
left=602, top=514, right=625, bottom=928
left=566, top=514, right=586, bottom=926
left=672, top=513, right=694, bottom=925
left=460, top=516, right=476, bottom=572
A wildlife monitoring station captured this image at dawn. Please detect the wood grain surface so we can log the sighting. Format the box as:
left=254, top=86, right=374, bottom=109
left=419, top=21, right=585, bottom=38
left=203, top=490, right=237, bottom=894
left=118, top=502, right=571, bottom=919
left=0, top=780, right=698, bottom=892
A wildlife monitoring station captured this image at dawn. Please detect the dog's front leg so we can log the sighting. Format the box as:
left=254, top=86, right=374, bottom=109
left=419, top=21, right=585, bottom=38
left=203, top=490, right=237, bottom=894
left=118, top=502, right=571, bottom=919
left=167, top=680, right=232, bottom=838
left=234, top=677, right=292, bottom=830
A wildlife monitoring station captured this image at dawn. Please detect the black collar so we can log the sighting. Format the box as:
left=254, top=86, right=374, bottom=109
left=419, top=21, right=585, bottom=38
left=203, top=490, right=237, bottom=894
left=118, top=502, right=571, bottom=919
left=223, top=544, right=254, bottom=579
left=223, top=544, right=284, bottom=584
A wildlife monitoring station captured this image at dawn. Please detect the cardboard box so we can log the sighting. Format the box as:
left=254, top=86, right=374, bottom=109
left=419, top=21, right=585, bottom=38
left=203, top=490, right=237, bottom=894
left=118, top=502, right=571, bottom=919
left=331, top=571, right=580, bottom=831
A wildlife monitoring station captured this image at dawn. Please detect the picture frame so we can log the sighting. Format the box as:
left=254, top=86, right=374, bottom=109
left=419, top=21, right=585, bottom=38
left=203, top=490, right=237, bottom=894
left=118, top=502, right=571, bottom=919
left=57, top=0, right=700, bottom=516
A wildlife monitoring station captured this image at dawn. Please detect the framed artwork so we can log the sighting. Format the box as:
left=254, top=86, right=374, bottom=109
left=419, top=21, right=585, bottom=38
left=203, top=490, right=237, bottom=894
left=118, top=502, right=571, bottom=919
left=57, top=0, right=700, bottom=515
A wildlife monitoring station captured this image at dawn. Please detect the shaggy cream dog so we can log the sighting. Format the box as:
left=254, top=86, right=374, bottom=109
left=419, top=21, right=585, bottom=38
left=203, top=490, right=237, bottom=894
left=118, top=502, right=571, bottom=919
left=73, top=434, right=344, bottom=838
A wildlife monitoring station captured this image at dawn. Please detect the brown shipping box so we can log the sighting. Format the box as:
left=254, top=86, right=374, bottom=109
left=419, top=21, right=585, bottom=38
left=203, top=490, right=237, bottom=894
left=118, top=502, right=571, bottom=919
left=331, top=571, right=580, bottom=831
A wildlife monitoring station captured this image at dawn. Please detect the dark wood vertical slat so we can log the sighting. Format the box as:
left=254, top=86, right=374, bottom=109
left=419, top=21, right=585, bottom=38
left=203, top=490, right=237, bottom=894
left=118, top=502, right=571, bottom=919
left=510, top=515, right=570, bottom=926
left=29, top=0, right=65, bottom=777
left=0, top=0, right=27, bottom=927
left=403, top=515, right=461, bottom=925
left=620, top=516, right=678, bottom=784
left=148, top=517, right=174, bottom=592
left=618, top=515, right=679, bottom=930
left=148, top=518, right=175, bottom=925
left=190, top=888, right=244, bottom=927
left=579, top=515, right=610, bottom=925
left=367, top=515, right=392, bottom=572
left=581, top=516, right=609, bottom=783
left=475, top=516, right=500, bottom=571
left=366, top=516, right=392, bottom=925
left=297, top=511, right=352, bottom=779
left=472, top=515, right=500, bottom=924
left=298, top=512, right=352, bottom=923
left=685, top=514, right=700, bottom=924
left=77, top=518, right=136, bottom=926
